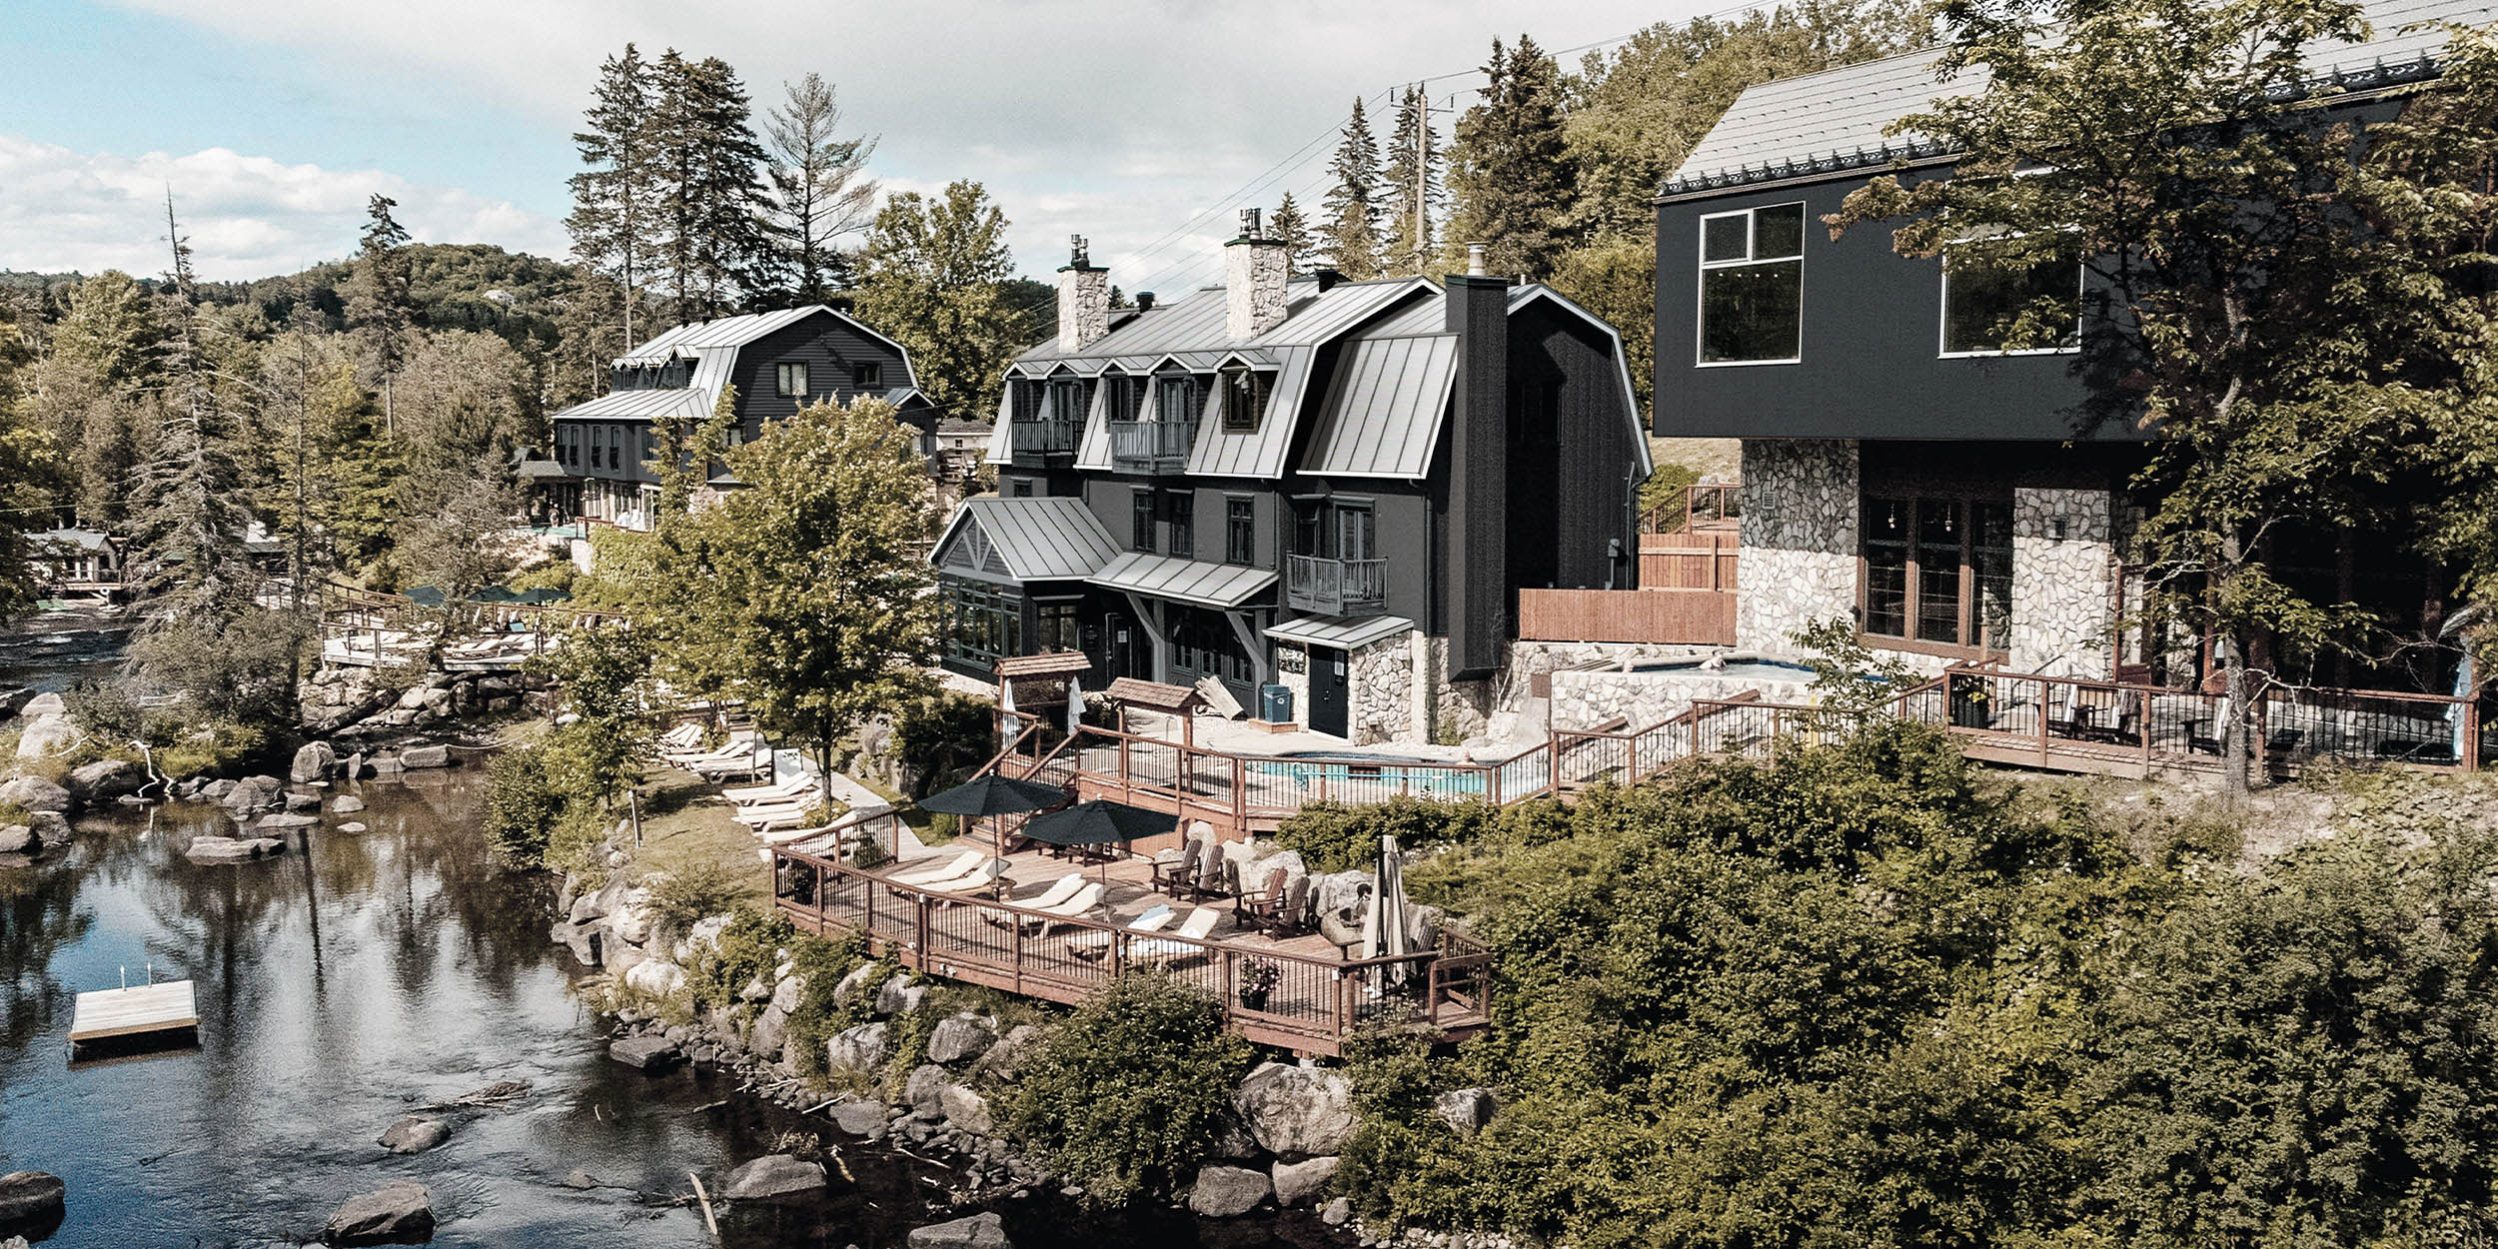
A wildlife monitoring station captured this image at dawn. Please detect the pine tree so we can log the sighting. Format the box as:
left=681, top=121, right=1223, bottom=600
left=566, top=44, right=660, bottom=344
left=1444, top=36, right=1579, bottom=278
left=760, top=72, right=879, bottom=304
left=1269, top=193, right=1314, bottom=275
left=652, top=51, right=771, bottom=321
left=348, top=193, right=415, bottom=434
left=1381, top=85, right=1444, bottom=276
left=1318, top=98, right=1384, bottom=279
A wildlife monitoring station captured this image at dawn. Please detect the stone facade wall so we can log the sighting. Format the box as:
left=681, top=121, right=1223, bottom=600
left=1348, top=633, right=1416, bottom=746
left=1549, top=667, right=1816, bottom=732
left=2009, top=486, right=2117, bottom=678
left=1737, top=439, right=1860, bottom=654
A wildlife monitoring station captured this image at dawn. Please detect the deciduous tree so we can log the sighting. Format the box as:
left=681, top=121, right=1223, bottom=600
left=854, top=181, right=1022, bottom=420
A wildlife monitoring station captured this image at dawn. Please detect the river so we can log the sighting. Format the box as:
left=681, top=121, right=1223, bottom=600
left=0, top=662, right=1312, bottom=1247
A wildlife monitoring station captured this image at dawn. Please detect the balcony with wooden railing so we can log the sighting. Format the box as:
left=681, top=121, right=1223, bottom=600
left=1107, top=420, right=1198, bottom=474
left=1007, top=417, right=1080, bottom=461
left=1285, top=554, right=1389, bottom=616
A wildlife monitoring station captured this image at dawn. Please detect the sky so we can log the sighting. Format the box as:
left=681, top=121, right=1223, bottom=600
left=0, top=0, right=1735, bottom=291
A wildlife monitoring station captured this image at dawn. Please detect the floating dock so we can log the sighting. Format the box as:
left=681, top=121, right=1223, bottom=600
left=69, top=980, right=198, bottom=1052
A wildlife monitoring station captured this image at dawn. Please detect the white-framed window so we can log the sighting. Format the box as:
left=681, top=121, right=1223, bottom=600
left=1938, top=242, right=2083, bottom=357
left=1697, top=202, right=1806, bottom=366
left=775, top=361, right=809, bottom=397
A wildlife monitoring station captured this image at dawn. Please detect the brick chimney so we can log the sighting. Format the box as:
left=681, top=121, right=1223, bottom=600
left=1444, top=242, right=1511, bottom=681
left=1225, top=208, right=1289, bottom=341
left=1057, top=234, right=1108, bottom=353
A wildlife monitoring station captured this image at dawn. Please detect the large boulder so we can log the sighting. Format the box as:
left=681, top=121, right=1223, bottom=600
left=1434, top=1087, right=1497, bottom=1138
left=829, top=1099, right=890, bottom=1138
left=0, top=776, right=71, bottom=816
left=1272, top=1155, right=1341, bottom=1207
left=18, top=692, right=63, bottom=720
left=256, top=813, right=321, bottom=830
left=185, top=835, right=284, bottom=864
left=0, top=826, right=34, bottom=856
left=969, top=1024, right=1041, bottom=1085
left=939, top=1083, right=995, bottom=1136
left=749, top=1005, right=788, bottom=1060
left=289, top=741, right=336, bottom=784
left=0, top=1170, right=64, bottom=1227
left=398, top=744, right=450, bottom=769
left=64, top=758, right=142, bottom=803
left=1188, top=1165, right=1273, bottom=1218
left=220, top=776, right=280, bottom=814
left=826, top=1022, right=891, bottom=1075
left=874, top=973, right=926, bottom=1017
left=12, top=716, right=76, bottom=760
left=925, top=1014, right=997, bottom=1065
left=377, top=1116, right=449, bottom=1155
left=607, top=887, right=658, bottom=947
left=904, top=1063, right=950, bottom=1116
left=907, top=1211, right=1010, bottom=1249
left=623, top=959, right=686, bottom=999
left=720, top=1154, right=825, bottom=1202
left=608, top=1035, right=682, bottom=1072
left=320, top=1180, right=433, bottom=1245
left=1232, top=1063, right=1355, bottom=1159
left=832, top=962, right=882, bottom=1007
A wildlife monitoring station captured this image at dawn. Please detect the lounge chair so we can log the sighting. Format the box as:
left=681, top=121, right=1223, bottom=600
left=756, top=821, right=840, bottom=847
left=889, top=849, right=985, bottom=888
left=1125, top=906, right=1225, bottom=965
left=920, top=860, right=1007, bottom=897
left=722, top=775, right=816, bottom=806
left=1014, top=882, right=1106, bottom=936
left=665, top=735, right=760, bottom=767
left=984, top=872, right=1086, bottom=924
left=657, top=723, right=703, bottom=751
left=1071, top=905, right=1176, bottom=958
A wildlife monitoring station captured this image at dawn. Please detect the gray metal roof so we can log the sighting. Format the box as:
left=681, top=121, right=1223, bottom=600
left=550, top=386, right=716, bottom=425
left=1264, top=613, right=1415, bottom=650
left=559, top=306, right=921, bottom=429
left=616, top=306, right=816, bottom=367
left=1086, top=551, right=1278, bottom=608
left=931, top=498, right=1121, bottom=584
left=1666, top=0, right=2493, bottom=194
left=1301, top=334, right=1459, bottom=478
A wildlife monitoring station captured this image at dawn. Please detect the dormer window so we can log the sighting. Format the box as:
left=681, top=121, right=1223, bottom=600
left=1218, top=366, right=1267, bottom=433
left=1155, top=374, right=1201, bottom=426
left=1047, top=376, right=1091, bottom=425
left=776, top=361, right=809, bottom=398
left=1698, top=202, right=1805, bottom=365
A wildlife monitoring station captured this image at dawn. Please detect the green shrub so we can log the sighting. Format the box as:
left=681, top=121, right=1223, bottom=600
left=1273, top=795, right=1570, bottom=874
left=685, top=907, right=794, bottom=1014
left=895, top=691, right=996, bottom=797
left=647, top=857, right=750, bottom=934
left=783, top=931, right=875, bottom=1080
left=1004, top=972, right=1251, bottom=1206
left=484, top=744, right=568, bottom=865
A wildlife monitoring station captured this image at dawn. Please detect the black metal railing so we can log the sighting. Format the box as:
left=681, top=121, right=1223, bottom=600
left=1285, top=555, right=1389, bottom=616
left=1008, top=418, right=1080, bottom=458
left=1107, top=420, right=1198, bottom=473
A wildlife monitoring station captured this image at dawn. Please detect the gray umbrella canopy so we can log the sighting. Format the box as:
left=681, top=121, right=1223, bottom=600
left=1022, top=799, right=1176, bottom=847
left=916, top=775, right=1066, bottom=817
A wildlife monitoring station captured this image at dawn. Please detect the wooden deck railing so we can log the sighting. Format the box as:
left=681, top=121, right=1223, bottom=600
left=768, top=846, right=1491, bottom=1056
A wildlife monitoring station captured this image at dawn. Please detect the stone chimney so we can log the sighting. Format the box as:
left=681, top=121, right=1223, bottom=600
left=1225, top=208, right=1289, bottom=341
left=1057, top=234, right=1108, bottom=353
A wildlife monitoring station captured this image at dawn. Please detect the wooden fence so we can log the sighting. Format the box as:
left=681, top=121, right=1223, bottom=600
left=1640, top=528, right=1739, bottom=591
left=1516, top=587, right=1736, bottom=645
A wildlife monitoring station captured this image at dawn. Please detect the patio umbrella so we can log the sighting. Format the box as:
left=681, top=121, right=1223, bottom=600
left=1066, top=671, right=1085, bottom=737
left=1362, top=834, right=1413, bottom=987
left=917, top=774, right=1067, bottom=857
left=1023, top=798, right=1176, bottom=902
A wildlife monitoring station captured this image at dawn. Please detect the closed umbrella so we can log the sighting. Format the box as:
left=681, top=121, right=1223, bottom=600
left=1066, top=672, right=1085, bottom=738
left=1023, top=798, right=1177, bottom=902
left=917, top=774, right=1067, bottom=857
left=1000, top=678, right=1020, bottom=749
left=1363, top=834, right=1412, bottom=988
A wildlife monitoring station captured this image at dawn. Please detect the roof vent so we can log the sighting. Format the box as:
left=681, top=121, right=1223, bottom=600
left=1135, top=292, right=1155, bottom=311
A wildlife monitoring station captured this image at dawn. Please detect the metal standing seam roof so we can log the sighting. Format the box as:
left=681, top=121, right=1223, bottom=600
left=930, top=497, right=1122, bottom=583
left=1264, top=613, right=1416, bottom=650
left=1086, top=551, right=1278, bottom=608
left=561, top=305, right=921, bottom=426
left=1665, top=0, right=2495, bottom=195
left=1300, top=334, right=1461, bottom=479
left=549, top=387, right=717, bottom=424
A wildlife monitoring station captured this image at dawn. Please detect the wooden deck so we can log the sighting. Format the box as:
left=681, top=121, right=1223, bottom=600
left=771, top=841, right=1490, bottom=1057
left=69, top=980, right=198, bottom=1051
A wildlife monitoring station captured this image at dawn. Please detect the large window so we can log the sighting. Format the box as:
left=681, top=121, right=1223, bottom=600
left=1048, top=376, right=1091, bottom=424
left=1698, top=202, right=1805, bottom=365
left=1167, top=494, right=1195, bottom=560
left=776, top=361, right=809, bottom=397
left=942, top=579, right=1021, bottom=669
left=1861, top=496, right=2013, bottom=653
left=1941, top=246, right=2081, bottom=356
left=1225, top=497, right=1255, bottom=564
left=1219, top=366, right=1267, bottom=433
left=1132, top=490, right=1156, bottom=553
left=1035, top=599, right=1080, bottom=653
left=852, top=361, right=883, bottom=390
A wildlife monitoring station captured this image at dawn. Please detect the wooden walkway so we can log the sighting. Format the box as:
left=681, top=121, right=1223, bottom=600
left=69, top=980, right=198, bottom=1052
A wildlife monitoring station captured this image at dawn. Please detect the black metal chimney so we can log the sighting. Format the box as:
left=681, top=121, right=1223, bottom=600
left=1444, top=243, right=1510, bottom=681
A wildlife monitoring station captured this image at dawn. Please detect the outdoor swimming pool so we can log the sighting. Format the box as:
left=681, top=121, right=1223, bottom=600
left=1250, top=753, right=1494, bottom=798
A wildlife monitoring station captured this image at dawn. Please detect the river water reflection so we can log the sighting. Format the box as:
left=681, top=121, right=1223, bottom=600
left=0, top=762, right=1283, bottom=1247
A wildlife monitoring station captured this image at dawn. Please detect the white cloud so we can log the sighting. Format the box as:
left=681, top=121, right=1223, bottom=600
left=0, top=135, right=566, bottom=279
left=96, top=0, right=1721, bottom=281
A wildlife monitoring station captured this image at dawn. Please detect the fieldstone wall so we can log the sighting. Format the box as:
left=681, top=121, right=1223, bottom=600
left=1348, top=631, right=1417, bottom=746
left=2010, top=487, right=2116, bottom=678
left=1549, top=666, right=1815, bottom=732
left=1274, top=643, right=1312, bottom=727
left=1737, top=439, right=1861, bottom=654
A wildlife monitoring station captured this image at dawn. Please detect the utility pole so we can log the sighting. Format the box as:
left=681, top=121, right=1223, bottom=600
left=1413, top=82, right=1430, bottom=275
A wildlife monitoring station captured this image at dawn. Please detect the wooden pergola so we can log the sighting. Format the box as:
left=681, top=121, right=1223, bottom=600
left=1102, top=676, right=1211, bottom=748
left=993, top=651, right=1094, bottom=740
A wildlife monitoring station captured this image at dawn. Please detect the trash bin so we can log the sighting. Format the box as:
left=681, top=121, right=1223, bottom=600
left=1261, top=683, right=1293, bottom=724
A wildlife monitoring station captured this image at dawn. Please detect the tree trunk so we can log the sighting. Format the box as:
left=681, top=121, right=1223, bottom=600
left=2219, top=627, right=2255, bottom=799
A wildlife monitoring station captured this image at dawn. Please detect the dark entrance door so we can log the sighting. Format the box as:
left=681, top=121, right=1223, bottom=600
left=1310, top=646, right=1350, bottom=738
left=1106, top=611, right=1139, bottom=680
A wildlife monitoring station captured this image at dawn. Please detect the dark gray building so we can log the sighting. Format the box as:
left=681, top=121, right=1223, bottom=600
left=549, top=306, right=932, bottom=529
left=930, top=216, right=1650, bottom=743
left=1652, top=1, right=2483, bottom=685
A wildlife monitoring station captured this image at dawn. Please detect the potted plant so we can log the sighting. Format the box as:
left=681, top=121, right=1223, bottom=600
left=1237, top=959, right=1281, bottom=1012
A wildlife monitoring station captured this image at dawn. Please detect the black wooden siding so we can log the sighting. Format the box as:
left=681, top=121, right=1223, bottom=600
left=1506, top=302, right=1643, bottom=594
